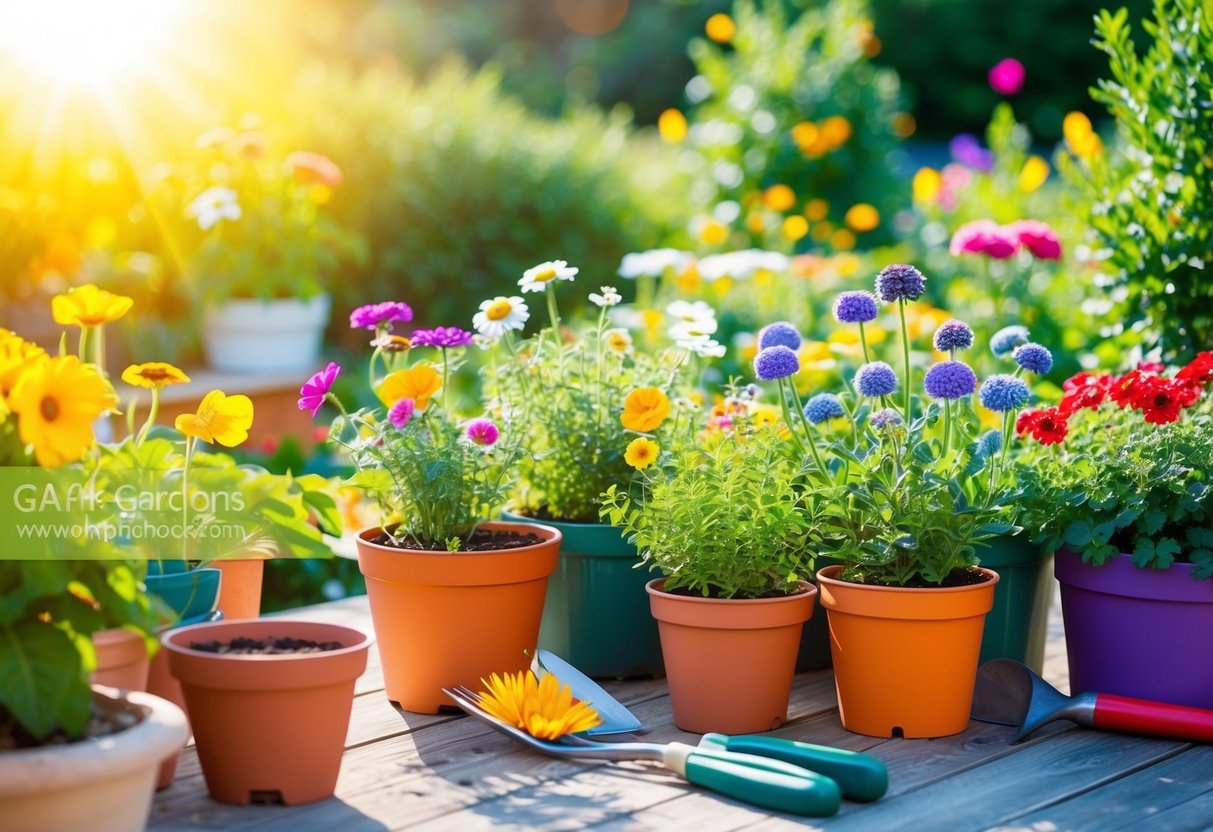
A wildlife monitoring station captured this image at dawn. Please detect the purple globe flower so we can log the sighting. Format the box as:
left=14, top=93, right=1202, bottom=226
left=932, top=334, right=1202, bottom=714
left=874, top=264, right=926, bottom=303
left=1013, top=342, right=1054, bottom=375
left=869, top=408, right=904, bottom=429
left=854, top=361, right=899, bottom=398
left=350, top=301, right=413, bottom=330
left=757, top=321, right=803, bottom=351
left=979, top=374, right=1030, bottom=412
left=932, top=319, right=974, bottom=352
left=410, top=326, right=474, bottom=348
left=803, top=393, right=846, bottom=425
left=465, top=418, right=500, bottom=446
left=923, top=361, right=977, bottom=399
left=753, top=346, right=801, bottom=381
left=832, top=291, right=880, bottom=324
left=990, top=325, right=1030, bottom=357
left=297, top=362, right=341, bottom=417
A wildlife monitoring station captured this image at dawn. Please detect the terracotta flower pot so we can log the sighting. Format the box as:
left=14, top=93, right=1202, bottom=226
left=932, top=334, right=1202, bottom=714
left=0, top=687, right=188, bottom=832
left=90, top=627, right=151, bottom=691
left=646, top=578, right=816, bottom=734
left=817, top=565, right=999, bottom=739
left=212, top=557, right=266, bottom=620
left=355, top=521, right=560, bottom=713
left=163, top=618, right=372, bottom=806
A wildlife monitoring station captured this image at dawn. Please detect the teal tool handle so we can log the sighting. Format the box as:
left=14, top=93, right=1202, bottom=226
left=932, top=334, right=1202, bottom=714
left=700, top=733, right=888, bottom=802
left=683, top=747, right=841, bottom=817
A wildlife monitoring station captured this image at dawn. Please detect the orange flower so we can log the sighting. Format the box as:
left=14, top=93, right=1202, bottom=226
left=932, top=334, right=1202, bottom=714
left=285, top=151, right=343, bottom=187
left=621, top=387, right=670, bottom=433
left=377, top=365, right=442, bottom=411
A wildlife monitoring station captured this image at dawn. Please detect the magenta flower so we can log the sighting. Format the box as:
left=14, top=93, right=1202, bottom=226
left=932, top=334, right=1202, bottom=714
left=350, top=301, right=413, bottom=330
left=1008, top=220, right=1062, bottom=260
left=988, top=58, right=1025, bottom=96
left=410, top=326, right=474, bottom=348
left=465, top=418, right=499, bottom=446
left=949, top=220, right=1020, bottom=260
left=297, top=362, right=341, bottom=417
left=388, top=398, right=416, bottom=428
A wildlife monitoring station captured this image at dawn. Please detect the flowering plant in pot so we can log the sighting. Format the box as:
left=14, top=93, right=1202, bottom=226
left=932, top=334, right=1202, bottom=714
left=1017, top=351, right=1213, bottom=708
left=301, top=298, right=560, bottom=713
left=478, top=262, right=708, bottom=677
left=600, top=388, right=823, bottom=734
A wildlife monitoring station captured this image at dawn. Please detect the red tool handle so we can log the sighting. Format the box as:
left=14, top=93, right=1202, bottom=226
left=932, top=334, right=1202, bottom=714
left=1093, top=693, right=1213, bottom=742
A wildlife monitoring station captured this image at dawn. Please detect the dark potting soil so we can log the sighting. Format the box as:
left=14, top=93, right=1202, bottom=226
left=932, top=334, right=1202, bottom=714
left=369, top=528, right=543, bottom=552
left=189, top=636, right=344, bottom=654
left=660, top=584, right=796, bottom=600
left=849, top=567, right=992, bottom=589
left=0, top=701, right=139, bottom=751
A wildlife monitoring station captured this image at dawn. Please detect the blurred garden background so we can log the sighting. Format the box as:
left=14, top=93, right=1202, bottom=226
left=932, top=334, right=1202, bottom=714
left=4, top=0, right=1207, bottom=605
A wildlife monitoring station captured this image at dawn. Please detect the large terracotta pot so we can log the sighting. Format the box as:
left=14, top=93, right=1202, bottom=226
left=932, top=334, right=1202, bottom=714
left=646, top=578, right=816, bottom=734
left=90, top=627, right=151, bottom=691
left=818, top=565, right=999, bottom=739
left=0, top=687, right=187, bottom=832
left=212, top=557, right=265, bottom=620
left=355, top=521, right=560, bottom=713
left=163, top=618, right=371, bottom=806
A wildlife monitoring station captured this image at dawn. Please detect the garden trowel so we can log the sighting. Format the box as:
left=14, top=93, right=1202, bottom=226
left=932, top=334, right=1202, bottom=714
left=971, top=658, right=1213, bottom=743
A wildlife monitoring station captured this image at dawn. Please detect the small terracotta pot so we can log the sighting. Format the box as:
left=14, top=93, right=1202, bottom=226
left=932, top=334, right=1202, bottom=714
left=91, top=627, right=151, bottom=691
left=355, top=521, right=560, bottom=713
left=212, top=558, right=266, bottom=620
left=817, top=565, right=999, bottom=739
left=646, top=578, right=816, bottom=734
left=146, top=648, right=189, bottom=790
left=163, top=618, right=371, bottom=806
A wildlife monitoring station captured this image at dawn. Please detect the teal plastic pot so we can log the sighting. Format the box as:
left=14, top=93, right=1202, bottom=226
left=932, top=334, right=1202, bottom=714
left=796, top=556, right=842, bottom=672
left=145, top=563, right=222, bottom=624
left=977, top=535, right=1052, bottom=672
left=503, top=510, right=662, bottom=678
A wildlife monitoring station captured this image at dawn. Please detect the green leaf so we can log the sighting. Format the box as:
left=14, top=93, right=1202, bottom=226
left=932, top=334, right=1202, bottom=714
left=0, top=621, right=90, bottom=740
left=1143, top=510, right=1168, bottom=535
left=1064, top=520, right=1094, bottom=548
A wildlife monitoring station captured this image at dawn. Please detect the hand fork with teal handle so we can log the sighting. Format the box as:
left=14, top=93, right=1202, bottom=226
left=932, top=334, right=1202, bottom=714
left=443, top=686, right=842, bottom=817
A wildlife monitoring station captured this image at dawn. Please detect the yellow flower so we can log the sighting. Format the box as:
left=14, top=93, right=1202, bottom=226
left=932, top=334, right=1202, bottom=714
left=751, top=408, right=779, bottom=429
left=603, top=328, right=634, bottom=356
left=673, top=266, right=701, bottom=294
left=820, top=116, right=852, bottom=149
left=51, top=284, right=133, bottom=327
left=621, top=387, right=671, bottom=433
left=0, top=331, right=47, bottom=400
left=174, top=390, right=253, bottom=447
left=698, top=218, right=729, bottom=246
left=705, top=13, right=736, bottom=43
left=624, top=437, right=659, bottom=470
left=478, top=671, right=602, bottom=740
left=121, top=362, right=191, bottom=390
left=782, top=215, right=809, bottom=241
left=1063, top=112, right=1102, bottom=159
left=804, top=199, right=829, bottom=221
left=800, top=340, right=833, bottom=363
left=641, top=310, right=664, bottom=340
left=763, top=184, right=796, bottom=213
left=10, top=355, right=116, bottom=466
left=830, top=229, right=856, bottom=251
left=791, top=122, right=818, bottom=150
left=658, top=109, right=688, bottom=144
left=376, top=365, right=442, bottom=411
left=1018, top=155, right=1050, bottom=193
left=912, top=168, right=942, bottom=206
left=845, top=204, right=880, bottom=233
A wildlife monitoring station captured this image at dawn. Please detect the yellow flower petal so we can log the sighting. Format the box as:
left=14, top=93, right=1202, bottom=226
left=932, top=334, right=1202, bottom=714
left=9, top=355, right=115, bottom=466
left=624, top=437, right=659, bottom=469
left=121, top=362, right=191, bottom=390
left=175, top=390, right=253, bottom=447
left=376, top=365, right=442, bottom=411
left=51, top=284, right=134, bottom=327
left=621, top=387, right=671, bottom=433
left=478, top=670, right=602, bottom=740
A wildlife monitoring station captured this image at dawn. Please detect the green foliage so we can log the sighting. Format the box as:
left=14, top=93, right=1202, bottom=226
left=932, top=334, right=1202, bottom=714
left=1066, top=0, right=1213, bottom=362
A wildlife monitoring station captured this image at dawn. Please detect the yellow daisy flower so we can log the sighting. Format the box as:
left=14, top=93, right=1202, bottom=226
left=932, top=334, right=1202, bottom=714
left=621, top=387, right=671, bottom=433
left=376, top=365, right=442, bottom=411
left=478, top=671, right=602, bottom=740
left=121, top=362, right=191, bottom=390
left=51, top=284, right=134, bottom=327
left=175, top=390, right=254, bottom=447
left=624, top=437, right=659, bottom=470
left=10, top=355, right=116, bottom=466
left=0, top=331, right=47, bottom=401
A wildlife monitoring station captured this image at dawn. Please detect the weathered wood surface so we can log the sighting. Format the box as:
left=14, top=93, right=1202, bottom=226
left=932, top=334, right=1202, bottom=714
left=149, top=579, right=1213, bottom=831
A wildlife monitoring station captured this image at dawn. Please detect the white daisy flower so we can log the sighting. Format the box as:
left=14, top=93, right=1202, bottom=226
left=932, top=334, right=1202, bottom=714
left=665, top=300, right=717, bottom=329
left=589, top=286, right=622, bottom=308
left=602, top=327, right=633, bottom=356
left=186, top=186, right=241, bottom=231
left=617, top=249, right=695, bottom=279
left=518, top=260, right=579, bottom=293
left=683, top=338, right=727, bottom=358
left=473, top=296, right=530, bottom=338
left=670, top=322, right=719, bottom=345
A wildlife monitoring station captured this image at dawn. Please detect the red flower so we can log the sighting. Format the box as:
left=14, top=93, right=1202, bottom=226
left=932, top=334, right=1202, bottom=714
left=1015, top=409, right=1042, bottom=435
left=1131, top=376, right=1186, bottom=424
left=1108, top=371, right=1141, bottom=408
left=1020, top=406, right=1068, bottom=445
left=1176, top=351, right=1213, bottom=386
left=1060, top=372, right=1115, bottom=414
left=1136, top=361, right=1166, bottom=375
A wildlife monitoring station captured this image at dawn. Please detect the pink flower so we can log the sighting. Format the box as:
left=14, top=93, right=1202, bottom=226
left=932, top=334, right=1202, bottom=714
left=388, top=398, right=416, bottom=428
left=988, top=58, right=1025, bottom=96
left=949, top=220, right=1020, bottom=260
left=286, top=151, right=343, bottom=188
left=464, top=418, right=499, bottom=446
left=297, top=362, right=341, bottom=417
left=1008, top=220, right=1062, bottom=260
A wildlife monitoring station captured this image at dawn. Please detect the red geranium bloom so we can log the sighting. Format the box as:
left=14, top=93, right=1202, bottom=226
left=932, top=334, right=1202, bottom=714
left=1131, top=376, right=1186, bottom=424
left=1060, top=372, right=1115, bottom=414
left=1137, top=361, right=1166, bottom=375
left=1015, top=408, right=1042, bottom=435
left=1027, top=406, right=1068, bottom=445
left=1176, top=351, right=1213, bottom=386
left=1108, top=371, right=1141, bottom=408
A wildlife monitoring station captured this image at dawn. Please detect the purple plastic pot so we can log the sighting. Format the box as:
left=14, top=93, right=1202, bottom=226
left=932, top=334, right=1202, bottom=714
left=1056, top=549, right=1213, bottom=709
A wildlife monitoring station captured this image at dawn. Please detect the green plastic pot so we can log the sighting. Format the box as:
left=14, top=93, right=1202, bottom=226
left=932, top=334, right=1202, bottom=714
left=977, top=535, right=1053, bottom=672
left=502, top=510, right=662, bottom=678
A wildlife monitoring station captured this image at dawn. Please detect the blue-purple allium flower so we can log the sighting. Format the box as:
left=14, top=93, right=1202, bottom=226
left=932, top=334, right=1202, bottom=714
left=804, top=393, right=846, bottom=425
left=869, top=408, right=904, bottom=430
left=950, top=133, right=995, bottom=172
left=854, top=361, right=899, bottom=398
left=977, top=429, right=1003, bottom=457
left=990, top=325, right=1030, bottom=357
left=932, top=319, right=974, bottom=352
left=753, top=346, right=801, bottom=381
left=832, top=291, right=880, bottom=324
left=1013, top=342, right=1054, bottom=375
left=297, top=362, right=341, bottom=417
left=923, top=360, right=977, bottom=399
left=979, top=374, right=1030, bottom=412
left=410, top=326, right=474, bottom=348
left=874, top=264, right=926, bottom=303
left=465, top=418, right=500, bottom=446
left=350, top=301, right=413, bottom=331
left=757, top=321, right=803, bottom=351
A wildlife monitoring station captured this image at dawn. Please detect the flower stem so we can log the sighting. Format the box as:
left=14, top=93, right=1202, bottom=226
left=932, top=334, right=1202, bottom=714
left=858, top=321, right=872, bottom=365
left=546, top=286, right=561, bottom=335
left=943, top=398, right=952, bottom=455
left=136, top=388, right=160, bottom=446
left=788, top=381, right=827, bottom=475
left=898, top=298, right=912, bottom=423
left=776, top=378, right=810, bottom=459
left=441, top=347, right=451, bottom=415
left=180, top=436, right=195, bottom=562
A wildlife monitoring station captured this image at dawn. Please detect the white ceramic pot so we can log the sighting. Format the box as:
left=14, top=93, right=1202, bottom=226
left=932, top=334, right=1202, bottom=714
left=202, top=293, right=331, bottom=374
left=0, top=687, right=188, bottom=832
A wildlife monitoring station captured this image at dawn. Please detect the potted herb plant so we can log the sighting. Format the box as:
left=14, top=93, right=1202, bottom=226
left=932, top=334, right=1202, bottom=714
left=1018, top=353, right=1213, bottom=709
left=301, top=299, right=560, bottom=714
left=480, top=265, right=708, bottom=678
left=601, top=388, right=822, bottom=735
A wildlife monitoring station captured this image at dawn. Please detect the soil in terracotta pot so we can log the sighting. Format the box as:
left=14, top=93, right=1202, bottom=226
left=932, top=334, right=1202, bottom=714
left=187, top=636, right=344, bottom=655
left=369, top=529, right=542, bottom=552
left=0, top=702, right=140, bottom=750
left=661, top=583, right=793, bottom=600
left=846, top=567, right=991, bottom=589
